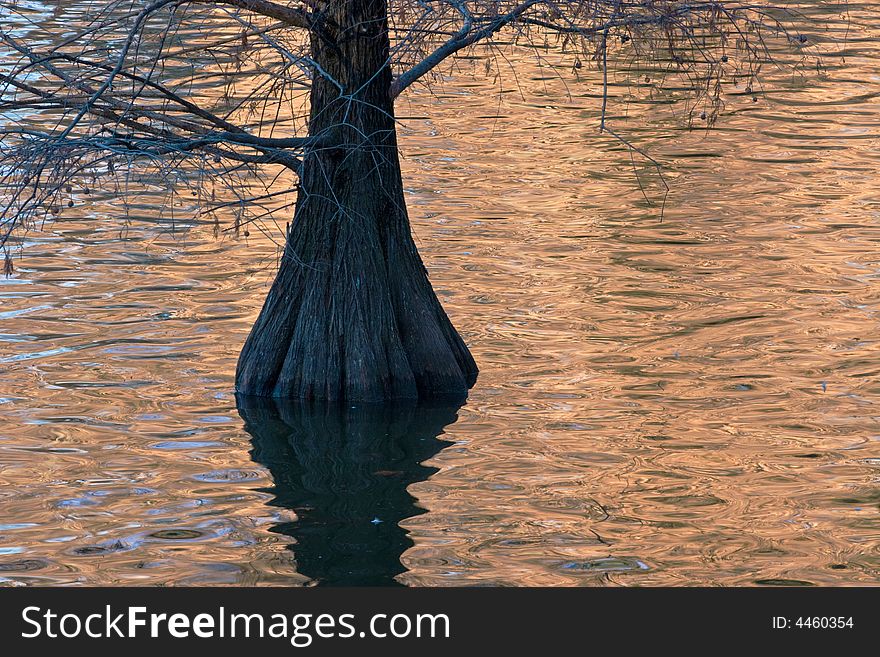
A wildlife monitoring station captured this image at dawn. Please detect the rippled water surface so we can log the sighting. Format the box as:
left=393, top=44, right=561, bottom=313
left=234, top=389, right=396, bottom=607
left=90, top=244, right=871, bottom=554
left=1, top=2, right=879, bottom=585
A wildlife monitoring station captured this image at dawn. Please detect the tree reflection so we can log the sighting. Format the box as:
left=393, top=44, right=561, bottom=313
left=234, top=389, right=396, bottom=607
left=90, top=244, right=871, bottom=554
left=237, top=396, right=463, bottom=586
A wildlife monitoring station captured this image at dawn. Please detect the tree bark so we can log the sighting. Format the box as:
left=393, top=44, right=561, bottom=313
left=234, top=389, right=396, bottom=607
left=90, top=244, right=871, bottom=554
left=235, top=0, right=477, bottom=402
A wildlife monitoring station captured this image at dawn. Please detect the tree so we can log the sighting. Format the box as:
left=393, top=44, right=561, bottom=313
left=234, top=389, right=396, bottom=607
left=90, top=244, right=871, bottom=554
left=0, top=1, right=823, bottom=401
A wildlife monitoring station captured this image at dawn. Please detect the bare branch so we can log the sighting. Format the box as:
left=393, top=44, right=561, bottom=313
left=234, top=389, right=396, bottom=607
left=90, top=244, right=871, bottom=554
left=392, top=0, right=542, bottom=98
left=0, top=0, right=831, bottom=255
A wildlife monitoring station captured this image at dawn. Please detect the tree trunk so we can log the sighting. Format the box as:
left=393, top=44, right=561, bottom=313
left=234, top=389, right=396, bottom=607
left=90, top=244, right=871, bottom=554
left=235, top=0, right=477, bottom=402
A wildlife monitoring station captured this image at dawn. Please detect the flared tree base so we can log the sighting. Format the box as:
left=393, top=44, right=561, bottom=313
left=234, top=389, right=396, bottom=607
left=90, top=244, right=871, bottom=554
left=235, top=189, right=477, bottom=402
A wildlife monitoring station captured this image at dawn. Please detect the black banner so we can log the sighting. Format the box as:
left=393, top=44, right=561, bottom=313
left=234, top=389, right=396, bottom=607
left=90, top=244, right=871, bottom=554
left=0, top=587, right=872, bottom=653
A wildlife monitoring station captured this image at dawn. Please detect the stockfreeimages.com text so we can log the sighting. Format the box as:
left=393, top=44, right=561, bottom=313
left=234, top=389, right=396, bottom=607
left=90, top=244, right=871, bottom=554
left=21, top=605, right=450, bottom=646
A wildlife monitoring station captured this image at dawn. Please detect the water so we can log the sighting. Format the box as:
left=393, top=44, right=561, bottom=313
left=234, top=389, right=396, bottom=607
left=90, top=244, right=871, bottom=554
left=0, top=2, right=878, bottom=586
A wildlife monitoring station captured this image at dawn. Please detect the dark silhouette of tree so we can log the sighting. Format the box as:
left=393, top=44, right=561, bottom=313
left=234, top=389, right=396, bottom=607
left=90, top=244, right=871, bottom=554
left=239, top=396, right=461, bottom=585
left=0, top=1, right=827, bottom=400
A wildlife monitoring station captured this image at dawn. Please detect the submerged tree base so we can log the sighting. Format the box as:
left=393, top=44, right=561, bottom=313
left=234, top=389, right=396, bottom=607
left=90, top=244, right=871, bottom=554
left=232, top=100, right=479, bottom=402
left=234, top=204, right=478, bottom=402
